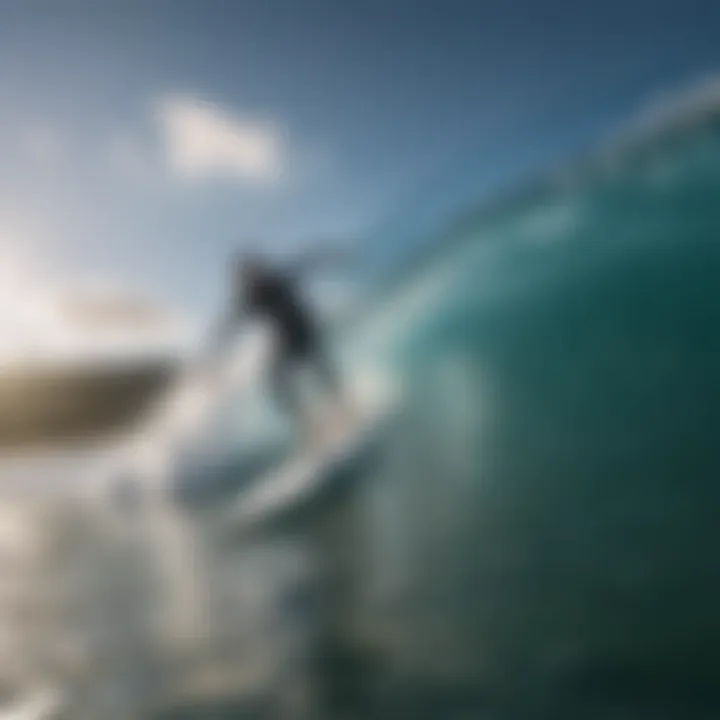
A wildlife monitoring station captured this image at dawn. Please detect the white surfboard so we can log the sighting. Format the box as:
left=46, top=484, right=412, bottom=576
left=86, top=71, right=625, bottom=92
left=220, top=402, right=388, bottom=539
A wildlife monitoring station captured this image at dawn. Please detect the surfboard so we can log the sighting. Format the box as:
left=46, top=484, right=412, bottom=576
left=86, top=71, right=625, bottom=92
left=220, top=406, right=386, bottom=539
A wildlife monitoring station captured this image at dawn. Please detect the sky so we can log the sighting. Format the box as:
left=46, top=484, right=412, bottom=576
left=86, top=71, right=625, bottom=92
left=1, top=0, right=720, bottom=357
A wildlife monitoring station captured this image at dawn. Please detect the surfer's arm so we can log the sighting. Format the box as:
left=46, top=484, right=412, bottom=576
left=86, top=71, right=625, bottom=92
left=285, top=240, right=357, bottom=276
left=201, top=305, right=245, bottom=367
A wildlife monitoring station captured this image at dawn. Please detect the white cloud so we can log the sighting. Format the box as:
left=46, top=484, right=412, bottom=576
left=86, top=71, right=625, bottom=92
left=0, top=243, right=192, bottom=364
left=155, top=94, right=286, bottom=185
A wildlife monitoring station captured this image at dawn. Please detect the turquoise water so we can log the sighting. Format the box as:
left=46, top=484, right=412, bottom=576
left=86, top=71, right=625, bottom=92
left=320, top=107, right=720, bottom=716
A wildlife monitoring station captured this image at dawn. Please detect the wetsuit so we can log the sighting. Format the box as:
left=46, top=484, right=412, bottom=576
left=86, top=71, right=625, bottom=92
left=239, top=269, right=336, bottom=416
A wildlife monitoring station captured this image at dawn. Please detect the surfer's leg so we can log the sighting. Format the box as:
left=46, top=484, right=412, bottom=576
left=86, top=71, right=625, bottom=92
left=309, top=344, right=356, bottom=435
left=269, top=349, right=300, bottom=419
left=311, top=344, right=340, bottom=399
left=270, top=348, right=322, bottom=445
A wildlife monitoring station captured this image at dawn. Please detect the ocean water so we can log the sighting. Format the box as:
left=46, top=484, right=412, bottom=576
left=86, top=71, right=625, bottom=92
left=2, top=101, right=720, bottom=719
left=334, top=101, right=720, bottom=717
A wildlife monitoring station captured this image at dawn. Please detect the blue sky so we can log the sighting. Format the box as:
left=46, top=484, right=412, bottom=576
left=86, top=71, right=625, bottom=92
left=1, top=0, right=720, bottom=352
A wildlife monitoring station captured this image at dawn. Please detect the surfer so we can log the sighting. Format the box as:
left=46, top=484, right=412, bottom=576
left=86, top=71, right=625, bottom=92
left=206, top=247, right=351, bottom=442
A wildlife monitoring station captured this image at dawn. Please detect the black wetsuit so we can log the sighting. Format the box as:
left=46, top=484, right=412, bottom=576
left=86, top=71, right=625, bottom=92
left=240, top=270, right=336, bottom=415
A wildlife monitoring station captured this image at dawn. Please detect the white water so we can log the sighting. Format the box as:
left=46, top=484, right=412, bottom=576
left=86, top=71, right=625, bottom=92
left=0, top=308, right=400, bottom=719
left=0, top=327, right=307, bottom=718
